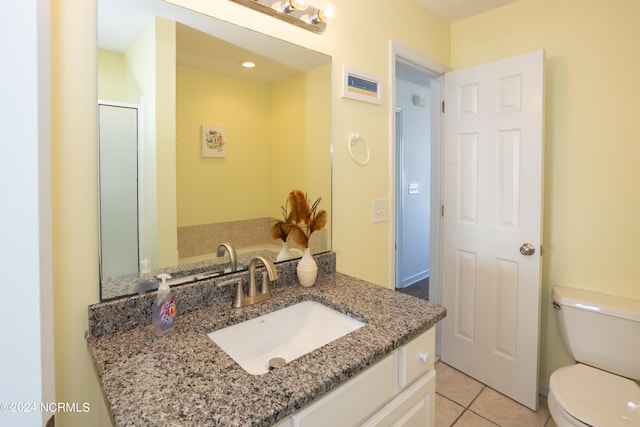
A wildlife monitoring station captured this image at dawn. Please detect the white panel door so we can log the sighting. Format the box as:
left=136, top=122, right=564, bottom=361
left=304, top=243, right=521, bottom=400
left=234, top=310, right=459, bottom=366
left=441, top=50, right=544, bottom=410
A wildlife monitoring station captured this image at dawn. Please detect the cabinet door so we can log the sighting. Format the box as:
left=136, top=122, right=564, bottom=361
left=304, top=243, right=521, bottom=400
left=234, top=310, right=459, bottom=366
left=272, top=418, right=293, bottom=427
left=291, top=353, right=398, bottom=427
left=360, top=370, right=436, bottom=427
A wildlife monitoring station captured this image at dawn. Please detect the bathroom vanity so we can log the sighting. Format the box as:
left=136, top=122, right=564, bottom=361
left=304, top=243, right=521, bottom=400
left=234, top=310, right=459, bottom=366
left=87, top=253, right=446, bottom=426
left=273, top=328, right=436, bottom=427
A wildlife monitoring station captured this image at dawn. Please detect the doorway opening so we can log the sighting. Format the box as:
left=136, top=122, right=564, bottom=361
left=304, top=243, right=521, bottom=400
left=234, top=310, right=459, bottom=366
left=390, top=42, right=448, bottom=306
left=394, top=79, right=431, bottom=298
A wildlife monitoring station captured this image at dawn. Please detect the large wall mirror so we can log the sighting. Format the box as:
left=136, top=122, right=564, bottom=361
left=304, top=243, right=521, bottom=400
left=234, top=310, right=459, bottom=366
left=98, top=0, right=332, bottom=300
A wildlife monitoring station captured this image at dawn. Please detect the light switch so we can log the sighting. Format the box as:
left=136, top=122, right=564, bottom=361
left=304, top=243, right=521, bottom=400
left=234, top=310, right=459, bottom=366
left=372, top=199, right=387, bottom=223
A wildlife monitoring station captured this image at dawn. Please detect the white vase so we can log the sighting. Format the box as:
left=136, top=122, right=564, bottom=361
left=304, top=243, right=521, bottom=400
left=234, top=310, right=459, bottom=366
left=296, top=248, right=317, bottom=287
left=276, top=241, right=292, bottom=262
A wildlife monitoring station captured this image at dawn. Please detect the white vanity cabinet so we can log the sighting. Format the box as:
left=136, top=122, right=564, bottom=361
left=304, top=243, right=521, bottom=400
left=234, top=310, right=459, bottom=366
left=274, top=327, right=436, bottom=427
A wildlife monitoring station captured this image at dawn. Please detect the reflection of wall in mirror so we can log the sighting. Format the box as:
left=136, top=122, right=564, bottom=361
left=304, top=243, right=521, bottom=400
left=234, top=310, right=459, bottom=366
left=98, top=16, right=177, bottom=271
left=176, top=63, right=331, bottom=260
left=269, top=65, right=332, bottom=222
left=176, top=65, right=270, bottom=226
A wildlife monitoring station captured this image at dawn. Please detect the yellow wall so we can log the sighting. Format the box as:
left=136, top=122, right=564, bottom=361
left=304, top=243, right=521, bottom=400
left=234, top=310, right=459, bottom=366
left=301, top=64, right=332, bottom=218
left=268, top=64, right=332, bottom=220
left=269, top=73, right=308, bottom=213
left=52, top=0, right=449, bottom=425
left=451, top=0, right=640, bottom=385
left=97, top=50, right=125, bottom=101
left=153, top=17, right=179, bottom=267
left=51, top=0, right=111, bottom=425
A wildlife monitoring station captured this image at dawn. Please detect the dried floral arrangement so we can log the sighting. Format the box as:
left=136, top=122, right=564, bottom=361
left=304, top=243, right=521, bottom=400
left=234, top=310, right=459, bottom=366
left=271, top=189, right=327, bottom=249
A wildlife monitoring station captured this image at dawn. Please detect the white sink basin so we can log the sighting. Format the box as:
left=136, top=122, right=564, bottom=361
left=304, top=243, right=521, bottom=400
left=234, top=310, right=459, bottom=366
left=207, top=301, right=366, bottom=375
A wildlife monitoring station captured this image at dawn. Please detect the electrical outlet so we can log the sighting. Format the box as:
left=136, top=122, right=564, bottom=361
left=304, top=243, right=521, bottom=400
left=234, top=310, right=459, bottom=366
left=372, top=199, right=387, bottom=223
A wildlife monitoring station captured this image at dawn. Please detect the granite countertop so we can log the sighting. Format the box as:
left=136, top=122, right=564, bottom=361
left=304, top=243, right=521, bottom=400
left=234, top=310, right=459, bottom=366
left=87, top=271, right=446, bottom=427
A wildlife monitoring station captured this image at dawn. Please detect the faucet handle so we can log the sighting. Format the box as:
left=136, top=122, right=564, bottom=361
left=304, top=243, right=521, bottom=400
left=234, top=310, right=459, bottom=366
left=260, top=271, right=270, bottom=294
left=218, top=277, right=242, bottom=288
left=218, top=278, right=244, bottom=308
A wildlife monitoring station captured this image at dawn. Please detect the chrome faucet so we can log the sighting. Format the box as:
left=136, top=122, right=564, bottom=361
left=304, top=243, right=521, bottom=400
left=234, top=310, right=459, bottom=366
left=216, top=242, right=238, bottom=272
left=220, top=256, right=278, bottom=308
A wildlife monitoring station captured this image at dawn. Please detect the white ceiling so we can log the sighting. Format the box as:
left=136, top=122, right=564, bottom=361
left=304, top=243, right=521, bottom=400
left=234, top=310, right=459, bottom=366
left=416, top=0, right=522, bottom=22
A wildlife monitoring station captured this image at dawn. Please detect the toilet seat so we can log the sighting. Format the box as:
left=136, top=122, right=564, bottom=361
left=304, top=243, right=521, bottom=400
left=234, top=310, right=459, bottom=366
left=548, top=390, right=588, bottom=427
left=549, top=364, right=640, bottom=427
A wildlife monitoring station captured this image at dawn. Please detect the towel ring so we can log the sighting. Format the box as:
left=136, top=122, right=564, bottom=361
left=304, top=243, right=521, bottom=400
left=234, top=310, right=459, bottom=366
left=348, top=133, right=370, bottom=165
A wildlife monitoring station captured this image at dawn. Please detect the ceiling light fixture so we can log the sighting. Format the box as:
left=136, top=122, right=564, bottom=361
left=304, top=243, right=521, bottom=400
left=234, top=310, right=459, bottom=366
left=241, top=61, right=256, bottom=68
left=228, top=0, right=336, bottom=34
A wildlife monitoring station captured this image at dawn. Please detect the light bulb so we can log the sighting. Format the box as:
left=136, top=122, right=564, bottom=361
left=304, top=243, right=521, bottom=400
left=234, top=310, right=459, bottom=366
left=316, top=2, right=337, bottom=24
left=308, top=2, right=337, bottom=25
left=290, top=0, right=309, bottom=10
left=281, top=0, right=308, bottom=13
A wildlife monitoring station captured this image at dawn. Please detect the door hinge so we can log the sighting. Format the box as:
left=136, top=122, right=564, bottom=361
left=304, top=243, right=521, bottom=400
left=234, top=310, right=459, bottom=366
left=441, top=205, right=445, bottom=217
left=441, top=100, right=445, bottom=114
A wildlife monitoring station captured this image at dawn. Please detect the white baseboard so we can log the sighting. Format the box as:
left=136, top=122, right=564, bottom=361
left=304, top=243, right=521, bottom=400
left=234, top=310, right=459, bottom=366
left=539, top=382, right=549, bottom=397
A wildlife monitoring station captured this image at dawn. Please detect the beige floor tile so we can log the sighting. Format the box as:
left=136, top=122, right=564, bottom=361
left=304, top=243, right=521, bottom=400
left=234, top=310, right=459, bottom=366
left=435, top=362, right=485, bottom=407
left=453, top=410, right=498, bottom=426
left=436, top=394, right=465, bottom=427
left=469, top=387, right=550, bottom=427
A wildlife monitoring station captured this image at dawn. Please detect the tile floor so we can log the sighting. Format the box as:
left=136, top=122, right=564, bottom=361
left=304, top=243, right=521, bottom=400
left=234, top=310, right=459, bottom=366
left=435, top=361, right=558, bottom=427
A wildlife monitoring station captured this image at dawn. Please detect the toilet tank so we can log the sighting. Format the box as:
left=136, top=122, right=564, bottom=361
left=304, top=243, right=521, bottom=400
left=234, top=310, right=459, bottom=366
left=553, top=286, right=640, bottom=380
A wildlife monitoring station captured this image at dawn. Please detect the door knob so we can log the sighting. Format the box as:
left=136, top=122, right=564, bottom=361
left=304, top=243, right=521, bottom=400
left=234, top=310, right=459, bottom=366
left=520, top=243, right=536, bottom=256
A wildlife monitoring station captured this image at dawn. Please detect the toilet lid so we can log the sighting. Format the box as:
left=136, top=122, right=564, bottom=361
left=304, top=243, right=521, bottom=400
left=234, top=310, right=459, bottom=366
left=550, top=364, right=640, bottom=427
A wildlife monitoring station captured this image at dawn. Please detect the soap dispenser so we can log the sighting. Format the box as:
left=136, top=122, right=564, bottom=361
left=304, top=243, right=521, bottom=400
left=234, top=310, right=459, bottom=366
left=131, top=258, right=159, bottom=293
left=152, top=273, right=176, bottom=337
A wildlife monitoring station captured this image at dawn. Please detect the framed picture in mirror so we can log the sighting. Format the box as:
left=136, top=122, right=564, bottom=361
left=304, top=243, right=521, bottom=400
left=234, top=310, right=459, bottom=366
left=202, top=124, right=227, bottom=157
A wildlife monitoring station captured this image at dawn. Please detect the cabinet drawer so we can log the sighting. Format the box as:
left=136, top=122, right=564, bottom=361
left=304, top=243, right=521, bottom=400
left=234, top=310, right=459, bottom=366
left=398, top=328, right=435, bottom=388
left=361, top=369, right=436, bottom=427
left=291, top=352, right=398, bottom=427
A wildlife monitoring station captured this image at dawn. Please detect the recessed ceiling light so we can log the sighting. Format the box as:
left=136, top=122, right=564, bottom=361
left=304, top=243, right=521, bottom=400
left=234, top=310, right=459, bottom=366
left=241, top=61, right=256, bottom=68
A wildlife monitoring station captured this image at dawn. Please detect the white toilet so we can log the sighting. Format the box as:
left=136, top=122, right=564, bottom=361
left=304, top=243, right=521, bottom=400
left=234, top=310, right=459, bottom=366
left=549, top=286, right=640, bottom=427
